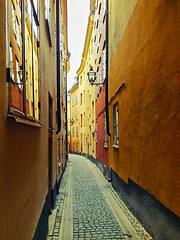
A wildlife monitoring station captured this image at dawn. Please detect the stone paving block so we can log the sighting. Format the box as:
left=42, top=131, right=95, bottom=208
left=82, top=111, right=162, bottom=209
left=47, top=155, right=153, bottom=240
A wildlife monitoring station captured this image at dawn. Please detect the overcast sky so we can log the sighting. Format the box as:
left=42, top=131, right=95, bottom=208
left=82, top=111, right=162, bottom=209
left=67, top=0, right=90, bottom=91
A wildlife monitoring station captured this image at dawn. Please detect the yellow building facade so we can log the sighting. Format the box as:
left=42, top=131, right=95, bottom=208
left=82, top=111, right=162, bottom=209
left=69, top=79, right=80, bottom=153
left=67, top=95, right=71, bottom=151
left=76, top=12, right=96, bottom=159
left=0, top=0, right=69, bottom=239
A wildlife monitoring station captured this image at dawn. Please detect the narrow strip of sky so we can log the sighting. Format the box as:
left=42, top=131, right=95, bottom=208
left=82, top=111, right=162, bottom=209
left=67, top=0, right=90, bottom=91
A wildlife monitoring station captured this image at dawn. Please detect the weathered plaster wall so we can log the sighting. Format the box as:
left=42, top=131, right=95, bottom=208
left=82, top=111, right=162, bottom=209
left=0, top=1, right=60, bottom=239
left=96, top=86, right=109, bottom=167
left=109, top=0, right=180, bottom=217
left=96, top=112, right=109, bottom=167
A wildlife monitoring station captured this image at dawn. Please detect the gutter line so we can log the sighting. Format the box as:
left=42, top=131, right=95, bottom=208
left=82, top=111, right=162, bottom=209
left=56, top=0, right=61, bottom=134
left=105, top=0, right=111, bottom=136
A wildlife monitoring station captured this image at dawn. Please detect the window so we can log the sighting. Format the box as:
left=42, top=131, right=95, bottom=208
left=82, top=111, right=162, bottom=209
left=75, top=95, right=77, bottom=104
left=8, top=0, right=40, bottom=121
left=94, top=120, right=97, bottom=142
left=94, top=35, right=97, bottom=61
left=98, top=5, right=102, bottom=42
left=113, top=103, right=119, bottom=147
left=80, top=93, right=83, bottom=104
left=45, top=0, right=50, bottom=27
left=81, top=114, right=83, bottom=127
left=73, top=143, right=75, bottom=151
left=99, top=59, right=102, bottom=83
left=11, top=2, right=16, bottom=37
left=16, top=18, right=20, bottom=48
left=10, top=45, right=14, bottom=81
left=81, top=133, right=83, bottom=144
left=92, top=132, right=94, bottom=151
left=76, top=110, right=78, bottom=120
left=103, top=0, right=106, bottom=20
left=104, top=112, right=107, bottom=147
left=76, top=143, right=78, bottom=152
left=97, top=67, right=99, bottom=84
left=84, top=112, right=85, bottom=126
left=15, top=57, right=22, bottom=90
left=72, top=127, right=74, bottom=135
left=98, top=3, right=101, bottom=15
left=92, top=101, right=94, bottom=121
left=76, top=126, right=78, bottom=136
left=45, top=0, right=52, bottom=46
left=58, top=138, right=60, bottom=161
left=103, top=42, right=106, bottom=82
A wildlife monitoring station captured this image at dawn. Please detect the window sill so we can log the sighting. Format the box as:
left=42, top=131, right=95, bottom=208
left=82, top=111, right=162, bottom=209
left=7, top=108, right=43, bottom=128
left=113, top=143, right=119, bottom=149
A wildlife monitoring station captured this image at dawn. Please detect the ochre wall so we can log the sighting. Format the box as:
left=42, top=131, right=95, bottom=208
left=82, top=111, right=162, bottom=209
left=0, top=1, right=60, bottom=239
left=109, top=0, right=180, bottom=216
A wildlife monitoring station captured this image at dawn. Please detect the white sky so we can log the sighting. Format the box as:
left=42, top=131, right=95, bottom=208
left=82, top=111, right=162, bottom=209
left=67, top=0, right=90, bottom=91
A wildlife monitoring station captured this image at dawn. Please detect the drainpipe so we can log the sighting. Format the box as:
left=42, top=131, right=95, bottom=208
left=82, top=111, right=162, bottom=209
left=105, top=0, right=110, bottom=136
left=56, top=0, right=61, bottom=134
left=22, top=0, right=26, bottom=114
left=65, top=69, right=68, bottom=160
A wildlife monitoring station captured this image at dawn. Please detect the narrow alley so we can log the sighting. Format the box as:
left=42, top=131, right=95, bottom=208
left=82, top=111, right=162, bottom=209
left=0, top=0, right=179, bottom=239
left=47, top=154, right=152, bottom=240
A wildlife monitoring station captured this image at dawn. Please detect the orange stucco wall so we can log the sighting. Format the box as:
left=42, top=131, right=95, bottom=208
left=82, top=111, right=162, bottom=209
left=109, top=0, right=180, bottom=216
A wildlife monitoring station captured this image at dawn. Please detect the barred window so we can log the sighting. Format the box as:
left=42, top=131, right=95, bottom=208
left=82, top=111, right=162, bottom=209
left=113, top=103, right=119, bottom=147
left=94, top=120, right=97, bottom=142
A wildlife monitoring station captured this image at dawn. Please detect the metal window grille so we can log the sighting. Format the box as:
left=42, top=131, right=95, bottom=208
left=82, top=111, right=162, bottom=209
left=113, top=103, right=119, bottom=145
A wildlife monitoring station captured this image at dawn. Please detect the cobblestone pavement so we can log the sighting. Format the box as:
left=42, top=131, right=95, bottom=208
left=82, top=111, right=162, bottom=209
left=47, top=154, right=153, bottom=240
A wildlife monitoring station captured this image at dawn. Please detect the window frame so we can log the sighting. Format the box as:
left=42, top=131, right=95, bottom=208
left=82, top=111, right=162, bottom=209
left=113, top=102, right=119, bottom=147
left=104, top=111, right=108, bottom=148
left=45, top=0, right=52, bottom=47
left=7, top=0, right=41, bottom=127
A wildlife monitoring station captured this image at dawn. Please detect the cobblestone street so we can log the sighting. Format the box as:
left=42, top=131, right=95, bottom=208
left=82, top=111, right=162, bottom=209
left=47, top=154, right=153, bottom=240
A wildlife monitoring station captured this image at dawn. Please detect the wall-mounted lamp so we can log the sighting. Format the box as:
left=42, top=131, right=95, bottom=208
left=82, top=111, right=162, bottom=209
left=18, top=65, right=23, bottom=82
left=87, top=66, right=103, bottom=85
left=64, top=51, right=71, bottom=63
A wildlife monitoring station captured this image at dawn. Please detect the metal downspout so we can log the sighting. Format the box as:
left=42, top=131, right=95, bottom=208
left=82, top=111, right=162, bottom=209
left=65, top=69, right=68, bottom=160
left=105, top=0, right=111, bottom=136
left=56, top=0, right=61, bottom=134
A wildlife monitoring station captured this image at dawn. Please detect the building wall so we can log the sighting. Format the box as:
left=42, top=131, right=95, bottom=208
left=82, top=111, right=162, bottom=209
left=94, top=0, right=109, bottom=168
left=67, top=100, right=71, bottom=151
left=69, top=82, right=80, bottom=153
left=76, top=13, right=96, bottom=159
left=108, top=0, right=180, bottom=229
left=0, top=1, right=68, bottom=239
left=96, top=86, right=108, bottom=167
